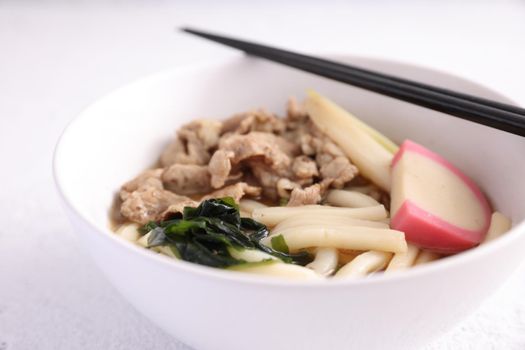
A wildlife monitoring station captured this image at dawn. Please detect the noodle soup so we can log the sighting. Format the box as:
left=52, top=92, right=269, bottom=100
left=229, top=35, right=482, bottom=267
left=112, top=92, right=511, bottom=279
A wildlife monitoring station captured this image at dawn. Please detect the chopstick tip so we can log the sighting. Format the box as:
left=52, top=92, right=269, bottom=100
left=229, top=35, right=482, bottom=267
left=179, top=27, right=201, bottom=36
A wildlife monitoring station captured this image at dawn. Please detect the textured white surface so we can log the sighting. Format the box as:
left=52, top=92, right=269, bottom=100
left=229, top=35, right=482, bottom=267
left=1, top=1, right=525, bottom=349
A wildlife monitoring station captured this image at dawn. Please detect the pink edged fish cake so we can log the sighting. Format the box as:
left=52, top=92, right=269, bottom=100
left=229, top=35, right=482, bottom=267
left=390, top=140, right=491, bottom=253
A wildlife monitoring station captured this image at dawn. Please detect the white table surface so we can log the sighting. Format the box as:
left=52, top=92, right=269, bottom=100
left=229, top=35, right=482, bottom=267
left=1, top=1, right=525, bottom=349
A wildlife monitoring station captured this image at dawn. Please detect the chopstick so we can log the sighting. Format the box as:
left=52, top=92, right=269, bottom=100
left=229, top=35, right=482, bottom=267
left=181, top=27, right=525, bottom=137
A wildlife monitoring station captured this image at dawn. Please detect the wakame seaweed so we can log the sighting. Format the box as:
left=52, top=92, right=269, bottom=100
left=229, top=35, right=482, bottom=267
left=141, top=197, right=312, bottom=268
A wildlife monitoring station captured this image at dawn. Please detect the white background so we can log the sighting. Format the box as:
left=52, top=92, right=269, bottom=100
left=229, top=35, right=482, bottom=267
left=1, top=1, right=525, bottom=349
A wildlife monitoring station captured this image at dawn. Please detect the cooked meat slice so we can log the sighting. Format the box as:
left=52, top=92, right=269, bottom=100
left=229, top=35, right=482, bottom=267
left=293, top=123, right=359, bottom=189
left=249, top=162, right=279, bottom=198
left=312, top=140, right=346, bottom=167
left=239, top=110, right=286, bottom=134
left=221, top=109, right=286, bottom=135
left=221, top=113, right=247, bottom=134
left=201, top=182, right=261, bottom=202
left=316, top=152, right=334, bottom=168
left=300, top=123, right=346, bottom=160
left=160, top=119, right=222, bottom=166
left=249, top=161, right=291, bottom=200
left=161, top=198, right=199, bottom=220
left=299, top=133, right=316, bottom=156
left=120, top=166, right=202, bottom=224
left=209, top=132, right=298, bottom=192
left=159, top=137, right=204, bottom=166
left=208, top=150, right=234, bottom=188
left=320, top=140, right=346, bottom=159
left=161, top=164, right=212, bottom=195
left=287, top=184, right=322, bottom=207
left=319, top=156, right=358, bottom=188
left=188, top=119, right=223, bottom=149
left=280, top=115, right=310, bottom=147
left=292, top=155, right=318, bottom=180
left=219, top=132, right=297, bottom=167
left=274, top=135, right=301, bottom=157
left=277, top=178, right=301, bottom=199
left=121, top=187, right=193, bottom=225
left=286, top=97, right=308, bottom=121
left=120, top=168, right=164, bottom=201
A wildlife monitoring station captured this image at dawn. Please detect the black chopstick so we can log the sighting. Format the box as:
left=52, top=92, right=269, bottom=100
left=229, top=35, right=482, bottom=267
left=181, top=27, right=525, bottom=137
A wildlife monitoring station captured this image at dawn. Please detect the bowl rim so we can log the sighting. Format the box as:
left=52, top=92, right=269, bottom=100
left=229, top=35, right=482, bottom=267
left=53, top=53, right=525, bottom=288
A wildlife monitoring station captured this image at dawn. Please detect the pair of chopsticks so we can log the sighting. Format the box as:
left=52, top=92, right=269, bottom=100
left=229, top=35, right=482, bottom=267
left=181, top=27, right=525, bottom=137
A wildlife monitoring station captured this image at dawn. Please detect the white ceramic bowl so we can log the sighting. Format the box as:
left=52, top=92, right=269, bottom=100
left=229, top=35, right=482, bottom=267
left=54, top=54, right=525, bottom=350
